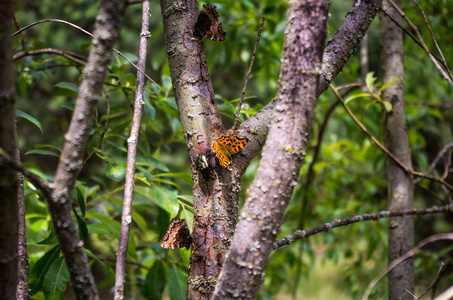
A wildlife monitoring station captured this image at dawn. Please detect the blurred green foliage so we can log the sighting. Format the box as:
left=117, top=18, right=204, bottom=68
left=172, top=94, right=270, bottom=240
left=11, top=0, right=453, bottom=299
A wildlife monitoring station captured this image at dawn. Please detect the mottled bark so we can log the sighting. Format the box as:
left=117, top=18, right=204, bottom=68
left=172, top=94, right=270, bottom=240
left=159, top=0, right=383, bottom=298
left=242, top=0, right=382, bottom=146
left=212, top=1, right=330, bottom=299
left=380, top=0, right=415, bottom=298
left=114, top=1, right=150, bottom=298
left=318, top=0, right=381, bottom=94
left=16, top=134, right=29, bottom=300
left=0, top=0, right=19, bottom=298
left=160, top=1, right=247, bottom=298
left=49, top=1, right=126, bottom=299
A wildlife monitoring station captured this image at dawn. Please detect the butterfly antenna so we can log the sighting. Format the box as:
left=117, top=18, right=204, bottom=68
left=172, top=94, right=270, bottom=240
left=232, top=15, right=265, bottom=131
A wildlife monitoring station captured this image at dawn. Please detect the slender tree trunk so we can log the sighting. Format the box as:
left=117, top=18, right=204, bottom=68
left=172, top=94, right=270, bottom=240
left=0, top=1, right=19, bottom=298
left=48, top=1, right=126, bottom=298
left=16, top=133, right=29, bottom=300
left=380, top=0, right=415, bottom=298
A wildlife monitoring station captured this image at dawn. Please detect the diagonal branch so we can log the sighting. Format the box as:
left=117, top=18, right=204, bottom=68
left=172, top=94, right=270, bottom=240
left=239, top=0, right=382, bottom=169
left=330, top=84, right=453, bottom=191
left=363, top=233, right=453, bottom=299
left=273, top=204, right=453, bottom=249
left=0, top=147, right=52, bottom=199
left=232, top=16, right=265, bottom=131
left=12, top=18, right=158, bottom=87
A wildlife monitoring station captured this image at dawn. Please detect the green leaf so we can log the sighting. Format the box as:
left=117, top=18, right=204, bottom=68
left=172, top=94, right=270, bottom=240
left=154, top=173, right=193, bottom=186
left=168, top=268, right=187, bottom=300
left=383, top=101, right=393, bottom=112
left=106, top=163, right=126, bottom=182
left=344, top=93, right=372, bottom=105
left=99, top=113, right=121, bottom=122
left=365, top=72, right=376, bottom=91
left=25, top=149, right=60, bottom=158
left=134, top=186, right=179, bottom=218
left=144, top=261, right=166, bottom=300
left=136, top=156, right=169, bottom=172
left=30, top=245, right=61, bottom=296
left=43, top=257, right=69, bottom=300
left=55, top=82, right=79, bottom=93
left=37, top=232, right=58, bottom=245
left=16, top=110, right=44, bottom=137
left=143, top=91, right=156, bottom=120
left=72, top=207, right=88, bottom=244
left=378, top=77, right=399, bottom=92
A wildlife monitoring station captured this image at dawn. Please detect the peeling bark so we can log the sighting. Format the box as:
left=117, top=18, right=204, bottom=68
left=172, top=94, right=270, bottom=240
left=160, top=1, right=250, bottom=298
left=48, top=1, right=126, bottom=299
left=0, top=0, right=19, bottom=298
left=212, top=1, right=330, bottom=299
left=380, top=0, right=415, bottom=298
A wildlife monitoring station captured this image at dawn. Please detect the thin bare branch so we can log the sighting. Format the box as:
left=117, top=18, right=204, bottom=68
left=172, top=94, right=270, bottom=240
left=417, top=262, right=446, bottom=299
left=114, top=1, right=151, bottom=299
left=232, top=16, right=265, bottom=131
left=273, top=204, right=453, bottom=249
left=363, top=233, right=453, bottom=299
left=12, top=12, right=27, bottom=51
left=11, top=18, right=158, bottom=87
left=13, top=48, right=87, bottom=65
left=411, top=0, right=453, bottom=81
left=414, top=143, right=453, bottom=184
left=383, top=0, right=453, bottom=86
left=0, top=147, right=52, bottom=198
left=330, top=84, right=453, bottom=191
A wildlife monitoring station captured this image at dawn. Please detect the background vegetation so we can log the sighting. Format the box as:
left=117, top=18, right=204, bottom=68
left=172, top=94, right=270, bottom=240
left=11, top=0, right=453, bottom=298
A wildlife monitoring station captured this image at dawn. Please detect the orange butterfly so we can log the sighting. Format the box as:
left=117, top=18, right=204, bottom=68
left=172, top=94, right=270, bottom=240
left=212, top=130, right=248, bottom=171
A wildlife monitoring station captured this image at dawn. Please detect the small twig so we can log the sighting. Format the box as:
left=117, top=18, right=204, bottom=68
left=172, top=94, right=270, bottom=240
left=11, top=18, right=159, bottom=88
left=382, top=1, right=453, bottom=86
left=363, top=233, right=453, bottom=299
left=273, top=204, right=453, bottom=249
left=12, top=12, right=27, bottom=51
left=0, top=147, right=52, bottom=198
left=401, top=284, right=418, bottom=299
left=330, top=84, right=453, bottom=191
left=232, top=16, right=265, bottom=131
left=114, top=2, right=151, bottom=299
left=13, top=48, right=87, bottom=65
left=414, top=143, right=453, bottom=184
left=411, top=0, right=453, bottom=81
left=416, top=262, right=446, bottom=299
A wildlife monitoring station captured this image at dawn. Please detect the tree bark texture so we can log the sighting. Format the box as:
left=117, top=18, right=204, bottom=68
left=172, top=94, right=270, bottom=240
left=160, top=1, right=259, bottom=298
left=160, top=0, right=382, bottom=299
left=0, top=0, right=19, bottom=298
left=16, top=134, right=29, bottom=300
left=114, top=1, right=150, bottom=298
left=212, top=1, right=330, bottom=299
left=49, top=0, right=126, bottom=299
left=380, top=0, right=415, bottom=298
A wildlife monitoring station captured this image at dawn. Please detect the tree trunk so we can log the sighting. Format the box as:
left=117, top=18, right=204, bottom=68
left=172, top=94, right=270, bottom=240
left=380, top=0, right=415, bottom=298
left=0, top=0, right=19, bottom=298
left=48, top=0, right=126, bottom=298
left=213, top=1, right=330, bottom=298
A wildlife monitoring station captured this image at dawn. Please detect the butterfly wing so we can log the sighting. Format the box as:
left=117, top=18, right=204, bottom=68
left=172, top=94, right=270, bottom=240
left=212, top=136, right=232, bottom=169
left=195, top=5, right=226, bottom=41
left=230, top=136, right=248, bottom=154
